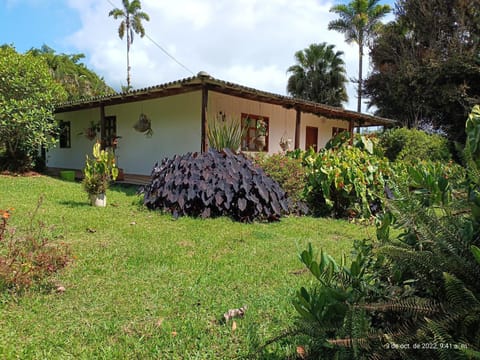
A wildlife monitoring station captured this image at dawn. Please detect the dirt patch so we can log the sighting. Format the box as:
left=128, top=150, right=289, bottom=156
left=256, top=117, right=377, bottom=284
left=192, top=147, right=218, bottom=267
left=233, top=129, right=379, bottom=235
left=0, top=170, right=43, bottom=177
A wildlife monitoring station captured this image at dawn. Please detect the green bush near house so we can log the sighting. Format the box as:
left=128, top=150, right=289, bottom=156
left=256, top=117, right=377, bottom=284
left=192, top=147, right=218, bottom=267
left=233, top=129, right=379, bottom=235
left=207, top=115, right=246, bottom=152
left=254, top=153, right=308, bottom=212
left=379, top=127, right=451, bottom=162
left=288, top=134, right=391, bottom=219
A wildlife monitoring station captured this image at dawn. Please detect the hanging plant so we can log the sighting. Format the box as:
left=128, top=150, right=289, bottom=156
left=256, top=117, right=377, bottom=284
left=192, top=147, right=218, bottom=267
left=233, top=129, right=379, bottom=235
left=78, top=121, right=100, bottom=141
left=280, top=135, right=292, bottom=151
left=134, top=113, right=153, bottom=137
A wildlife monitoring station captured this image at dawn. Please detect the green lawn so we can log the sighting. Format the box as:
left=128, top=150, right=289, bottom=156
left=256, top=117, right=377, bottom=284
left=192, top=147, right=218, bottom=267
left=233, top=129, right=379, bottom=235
left=0, top=175, right=373, bottom=359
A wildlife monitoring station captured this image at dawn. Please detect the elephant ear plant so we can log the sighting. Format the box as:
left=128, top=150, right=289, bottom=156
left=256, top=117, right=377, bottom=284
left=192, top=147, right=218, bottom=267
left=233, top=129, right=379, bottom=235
left=82, top=141, right=118, bottom=206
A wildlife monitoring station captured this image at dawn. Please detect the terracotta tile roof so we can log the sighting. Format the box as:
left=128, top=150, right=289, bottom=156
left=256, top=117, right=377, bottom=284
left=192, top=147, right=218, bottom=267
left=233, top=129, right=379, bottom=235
left=55, top=72, right=396, bottom=126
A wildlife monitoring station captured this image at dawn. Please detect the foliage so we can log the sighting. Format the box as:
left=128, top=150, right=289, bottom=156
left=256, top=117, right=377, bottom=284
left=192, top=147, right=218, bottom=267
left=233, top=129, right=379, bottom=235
left=254, top=153, right=308, bottom=213
left=364, top=0, right=480, bottom=142
left=0, top=199, right=71, bottom=293
left=391, top=159, right=465, bottom=207
left=142, top=149, right=291, bottom=222
left=287, top=107, right=480, bottom=359
left=328, top=0, right=391, bottom=112
left=290, top=133, right=391, bottom=218
left=108, top=0, right=150, bottom=88
left=379, top=127, right=452, bottom=162
left=291, top=239, right=388, bottom=359
left=286, top=42, right=348, bottom=107
left=207, top=115, right=246, bottom=152
left=0, top=45, right=67, bottom=172
left=82, top=142, right=119, bottom=196
left=29, top=45, right=114, bottom=101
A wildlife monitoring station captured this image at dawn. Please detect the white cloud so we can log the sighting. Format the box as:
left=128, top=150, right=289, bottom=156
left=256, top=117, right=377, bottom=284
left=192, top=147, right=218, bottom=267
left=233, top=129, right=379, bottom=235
left=64, top=0, right=380, bottom=111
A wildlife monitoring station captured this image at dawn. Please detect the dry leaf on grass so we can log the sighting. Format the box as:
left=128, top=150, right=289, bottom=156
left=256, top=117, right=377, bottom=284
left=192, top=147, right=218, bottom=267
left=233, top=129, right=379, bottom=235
left=155, top=318, right=164, bottom=328
left=231, top=321, right=237, bottom=331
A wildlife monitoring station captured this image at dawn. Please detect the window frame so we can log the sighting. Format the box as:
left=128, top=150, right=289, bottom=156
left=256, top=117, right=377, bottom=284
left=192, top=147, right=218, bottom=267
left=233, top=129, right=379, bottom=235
left=104, top=116, right=117, bottom=148
left=241, top=113, right=269, bottom=152
left=332, top=126, right=348, bottom=137
left=58, top=120, right=71, bottom=148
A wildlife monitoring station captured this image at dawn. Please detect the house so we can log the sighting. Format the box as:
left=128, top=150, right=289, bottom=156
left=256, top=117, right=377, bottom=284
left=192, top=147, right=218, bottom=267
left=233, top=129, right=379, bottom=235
left=48, top=72, right=395, bottom=184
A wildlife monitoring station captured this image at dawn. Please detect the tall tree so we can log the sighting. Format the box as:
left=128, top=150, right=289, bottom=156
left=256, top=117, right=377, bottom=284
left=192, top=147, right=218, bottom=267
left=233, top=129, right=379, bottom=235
left=287, top=43, right=348, bottom=107
left=29, top=45, right=114, bottom=101
left=0, top=45, right=66, bottom=171
left=328, top=0, right=391, bottom=112
left=364, top=0, right=480, bottom=142
left=108, top=0, right=150, bottom=89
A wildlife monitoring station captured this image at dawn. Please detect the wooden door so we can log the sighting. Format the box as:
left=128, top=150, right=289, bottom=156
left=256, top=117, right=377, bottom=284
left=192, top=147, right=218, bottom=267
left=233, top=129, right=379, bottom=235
left=305, top=126, right=318, bottom=151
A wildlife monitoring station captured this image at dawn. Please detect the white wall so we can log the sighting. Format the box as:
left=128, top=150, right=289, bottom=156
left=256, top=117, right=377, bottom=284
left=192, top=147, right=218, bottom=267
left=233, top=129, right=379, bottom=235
left=49, top=108, right=100, bottom=170
left=106, top=91, right=201, bottom=175
left=48, top=91, right=202, bottom=175
left=48, top=90, right=352, bottom=175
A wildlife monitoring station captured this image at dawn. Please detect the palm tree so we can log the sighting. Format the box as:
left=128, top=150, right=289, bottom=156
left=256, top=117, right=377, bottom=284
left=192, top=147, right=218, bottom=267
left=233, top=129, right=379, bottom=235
left=328, top=0, right=390, bottom=113
left=287, top=43, right=348, bottom=107
left=108, top=0, right=150, bottom=89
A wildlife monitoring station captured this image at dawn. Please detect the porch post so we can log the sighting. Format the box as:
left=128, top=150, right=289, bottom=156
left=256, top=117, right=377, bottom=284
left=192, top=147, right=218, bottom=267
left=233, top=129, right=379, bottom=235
left=201, top=85, right=208, bottom=153
left=348, top=119, right=354, bottom=144
left=294, top=108, right=301, bottom=149
left=100, top=104, right=106, bottom=149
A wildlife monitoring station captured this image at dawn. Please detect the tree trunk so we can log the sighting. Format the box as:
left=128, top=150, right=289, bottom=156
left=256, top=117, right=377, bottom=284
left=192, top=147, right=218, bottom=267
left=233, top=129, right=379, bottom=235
left=357, top=41, right=363, bottom=114
left=126, top=15, right=131, bottom=89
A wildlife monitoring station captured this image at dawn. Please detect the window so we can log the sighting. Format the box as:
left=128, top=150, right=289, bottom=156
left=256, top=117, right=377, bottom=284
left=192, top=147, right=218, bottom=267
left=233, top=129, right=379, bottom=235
left=59, top=121, right=71, bottom=148
left=241, top=113, right=269, bottom=152
left=332, top=126, right=347, bottom=137
left=104, top=116, right=117, bottom=148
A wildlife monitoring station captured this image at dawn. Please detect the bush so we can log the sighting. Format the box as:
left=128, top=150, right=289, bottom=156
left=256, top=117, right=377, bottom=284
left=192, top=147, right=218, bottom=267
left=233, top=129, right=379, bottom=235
left=142, top=149, right=290, bottom=222
left=379, top=127, right=451, bottom=162
left=391, top=159, right=466, bottom=207
left=0, top=199, right=71, bottom=293
left=293, top=144, right=391, bottom=219
left=284, top=107, right=480, bottom=359
left=254, top=153, right=308, bottom=213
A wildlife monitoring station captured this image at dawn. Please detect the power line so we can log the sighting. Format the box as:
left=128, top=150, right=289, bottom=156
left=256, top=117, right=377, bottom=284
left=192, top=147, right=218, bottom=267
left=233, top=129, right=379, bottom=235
left=143, top=33, right=195, bottom=76
left=105, top=0, right=195, bottom=76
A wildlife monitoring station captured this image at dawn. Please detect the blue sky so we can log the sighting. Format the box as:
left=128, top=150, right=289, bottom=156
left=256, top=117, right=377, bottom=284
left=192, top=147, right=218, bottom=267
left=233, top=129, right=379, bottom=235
left=1, top=0, right=80, bottom=53
left=1, top=0, right=395, bottom=112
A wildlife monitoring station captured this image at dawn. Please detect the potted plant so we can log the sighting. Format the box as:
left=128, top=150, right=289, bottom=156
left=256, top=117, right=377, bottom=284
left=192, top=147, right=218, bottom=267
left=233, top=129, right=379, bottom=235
left=255, top=118, right=268, bottom=151
left=279, top=136, right=292, bottom=151
left=82, top=142, right=118, bottom=207
left=79, top=121, right=100, bottom=141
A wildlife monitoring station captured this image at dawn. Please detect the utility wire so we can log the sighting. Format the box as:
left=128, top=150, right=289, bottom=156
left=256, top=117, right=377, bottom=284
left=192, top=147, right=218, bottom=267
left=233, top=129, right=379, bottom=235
left=143, top=33, right=195, bottom=76
left=105, top=0, right=195, bottom=76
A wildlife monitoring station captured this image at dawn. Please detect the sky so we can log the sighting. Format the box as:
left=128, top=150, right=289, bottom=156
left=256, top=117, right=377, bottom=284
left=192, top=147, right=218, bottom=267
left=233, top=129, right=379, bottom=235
left=0, top=0, right=394, bottom=112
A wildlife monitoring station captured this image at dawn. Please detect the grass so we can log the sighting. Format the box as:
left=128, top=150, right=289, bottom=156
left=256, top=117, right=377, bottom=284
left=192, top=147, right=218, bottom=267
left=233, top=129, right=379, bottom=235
left=0, top=175, right=374, bottom=359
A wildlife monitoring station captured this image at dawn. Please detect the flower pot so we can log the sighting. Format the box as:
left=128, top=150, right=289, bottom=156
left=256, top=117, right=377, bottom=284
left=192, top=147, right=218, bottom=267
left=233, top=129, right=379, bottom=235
left=90, top=193, right=107, bottom=207
left=255, top=135, right=267, bottom=151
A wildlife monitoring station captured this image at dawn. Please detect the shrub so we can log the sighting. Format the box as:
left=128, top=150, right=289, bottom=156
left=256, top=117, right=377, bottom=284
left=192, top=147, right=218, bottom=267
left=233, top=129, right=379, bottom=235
left=283, top=107, right=480, bottom=359
left=254, top=153, right=308, bottom=213
left=391, top=159, right=466, bottom=207
left=142, top=149, right=290, bottom=222
left=207, top=115, right=246, bottom=152
left=379, top=127, right=451, bottom=162
left=82, top=142, right=118, bottom=197
left=0, top=199, right=71, bottom=293
left=293, top=145, right=391, bottom=219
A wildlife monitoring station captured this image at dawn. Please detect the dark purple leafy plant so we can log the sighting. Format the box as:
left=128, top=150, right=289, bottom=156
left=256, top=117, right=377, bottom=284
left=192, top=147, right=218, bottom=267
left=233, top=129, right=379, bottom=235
left=141, top=149, right=290, bottom=222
